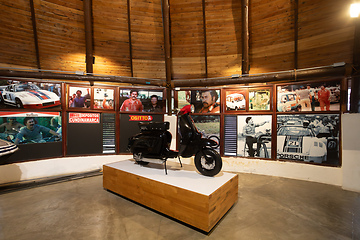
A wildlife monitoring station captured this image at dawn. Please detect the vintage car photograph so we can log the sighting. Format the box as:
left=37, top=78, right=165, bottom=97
left=0, top=82, right=61, bottom=109
left=277, top=80, right=340, bottom=112
left=225, top=90, right=247, bottom=111
left=277, top=114, right=340, bottom=165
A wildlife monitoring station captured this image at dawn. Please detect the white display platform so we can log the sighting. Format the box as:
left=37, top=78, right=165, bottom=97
left=105, top=160, right=236, bottom=195
left=103, top=160, right=238, bottom=232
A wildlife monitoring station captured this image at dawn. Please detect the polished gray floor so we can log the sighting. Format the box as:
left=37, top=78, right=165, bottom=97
left=0, top=172, right=359, bottom=240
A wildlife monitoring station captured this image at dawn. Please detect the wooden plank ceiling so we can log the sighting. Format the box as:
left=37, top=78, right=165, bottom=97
left=0, top=0, right=355, bottom=80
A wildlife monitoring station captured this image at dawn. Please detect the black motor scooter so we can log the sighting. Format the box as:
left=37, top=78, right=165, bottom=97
left=127, top=108, right=222, bottom=176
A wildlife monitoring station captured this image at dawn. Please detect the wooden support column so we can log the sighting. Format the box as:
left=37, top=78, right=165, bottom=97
left=241, top=0, right=249, bottom=74
left=351, top=18, right=360, bottom=113
left=83, top=0, right=93, bottom=75
left=202, top=0, right=208, bottom=78
left=294, top=0, right=299, bottom=69
left=161, top=0, right=172, bottom=114
left=29, top=0, right=41, bottom=69
left=127, top=0, right=134, bottom=77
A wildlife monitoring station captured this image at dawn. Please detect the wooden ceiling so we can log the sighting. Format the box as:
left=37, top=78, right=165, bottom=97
left=0, top=0, right=355, bottom=81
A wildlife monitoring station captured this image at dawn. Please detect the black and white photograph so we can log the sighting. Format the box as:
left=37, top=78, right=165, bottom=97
left=0, top=80, right=61, bottom=109
left=237, top=115, right=272, bottom=158
left=277, top=81, right=340, bottom=112
left=177, top=90, right=220, bottom=113
left=277, top=114, right=340, bottom=166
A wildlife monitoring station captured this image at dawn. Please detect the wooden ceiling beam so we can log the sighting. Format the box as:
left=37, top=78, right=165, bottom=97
left=202, top=0, right=208, bottom=78
left=29, top=0, right=41, bottom=69
left=241, top=0, right=249, bottom=74
left=0, top=69, right=166, bottom=87
left=83, top=0, right=94, bottom=74
left=172, top=65, right=347, bottom=87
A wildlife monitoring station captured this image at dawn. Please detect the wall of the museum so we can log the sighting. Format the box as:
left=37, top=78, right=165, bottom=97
left=0, top=114, right=359, bottom=193
left=341, top=113, right=360, bottom=192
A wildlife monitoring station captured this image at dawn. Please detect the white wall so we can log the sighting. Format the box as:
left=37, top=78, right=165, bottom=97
left=0, top=114, right=359, bottom=193
left=341, top=113, right=360, bottom=192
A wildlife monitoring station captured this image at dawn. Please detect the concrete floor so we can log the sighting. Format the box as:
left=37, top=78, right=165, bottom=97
left=0, top=172, right=359, bottom=240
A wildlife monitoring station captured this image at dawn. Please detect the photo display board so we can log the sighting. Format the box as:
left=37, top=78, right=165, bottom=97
left=68, top=86, right=91, bottom=109
left=249, top=88, right=271, bottom=111
left=0, top=80, right=61, bottom=110
left=120, top=89, right=165, bottom=113
left=0, top=111, right=61, bottom=145
left=225, top=89, right=247, bottom=112
left=224, top=115, right=272, bottom=159
left=94, top=88, right=115, bottom=110
left=277, top=80, right=340, bottom=112
left=177, top=90, right=221, bottom=113
left=277, top=114, right=340, bottom=165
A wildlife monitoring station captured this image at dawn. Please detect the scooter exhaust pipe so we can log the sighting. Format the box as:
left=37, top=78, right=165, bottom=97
left=134, top=155, right=165, bottom=165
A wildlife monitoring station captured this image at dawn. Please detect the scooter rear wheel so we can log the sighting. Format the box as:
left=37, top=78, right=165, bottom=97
left=194, top=149, right=222, bottom=176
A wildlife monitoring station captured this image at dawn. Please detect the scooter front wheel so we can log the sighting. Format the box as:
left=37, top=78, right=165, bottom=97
left=194, top=149, right=222, bottom=176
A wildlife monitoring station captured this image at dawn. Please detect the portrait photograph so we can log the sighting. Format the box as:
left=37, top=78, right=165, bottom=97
left=277, top=80, right=340, bottom=112
left=225, top=89, right=247, bottom=112
left=0, top=112, right=62, bottom=145
left=177, top=90, right=220, bottom=114
left=68, top=86, right=91, bottom=109
left=237, top=115, right=272, bottom=158
left=0, top=80, right=61, bottom=109
left=93, top=88, right=114, bottom=110
left=119, top=89, right=164, bottom=113
left=277, top=114, right=340, bottom=166
left=249, top=88, right=271, bottom=111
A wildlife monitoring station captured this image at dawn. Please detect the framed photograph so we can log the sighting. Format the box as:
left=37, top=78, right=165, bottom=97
left=68, top=86, right=91, bottom=109
left=225, top=89, right=247, bottom=112
left=0, top=80, right=61, bottom=109
left=0, top=112, right=62, bottom=145
left=93, top=88, right=114, bottom=110
left=120, top=89, right=164, bottom=113
left=277, top=80, right=340, bottom=112
left=237, top=115, right=272, bottom=158
left=177, top=90, right=220, bottom=113
left=277, top=114, right=340, bottom=166
left=249, top=88, right=271, bottom=111
left=191, top=115, right=220, bottom=152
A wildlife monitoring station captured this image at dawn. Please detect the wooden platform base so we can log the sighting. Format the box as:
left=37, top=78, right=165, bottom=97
left=103, top=160, right=238, bottom=232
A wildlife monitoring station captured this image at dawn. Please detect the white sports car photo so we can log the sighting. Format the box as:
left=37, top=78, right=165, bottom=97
left=277, top=123, right=327, bottom=163
left=0, top=83, right=61, bottom=109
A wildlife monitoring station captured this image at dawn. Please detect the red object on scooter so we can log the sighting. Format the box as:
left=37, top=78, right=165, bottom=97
left=179, top=104, right=192, bottom=114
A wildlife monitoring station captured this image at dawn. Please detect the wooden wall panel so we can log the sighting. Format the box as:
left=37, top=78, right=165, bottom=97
left=170, top=0, right=206, bottom=79
left=249, top=0, right=294, bottom=74
left=93, top=0, right=131, bottom=76
left=34, top=0, right=86, bottom=72
left=0, top=0, right=37, bottom=68
left=130, top=0, right=166, bottom=79
left=205, top=0, right=242, bottom=78
left=298, top=0, right=354, bottom=68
